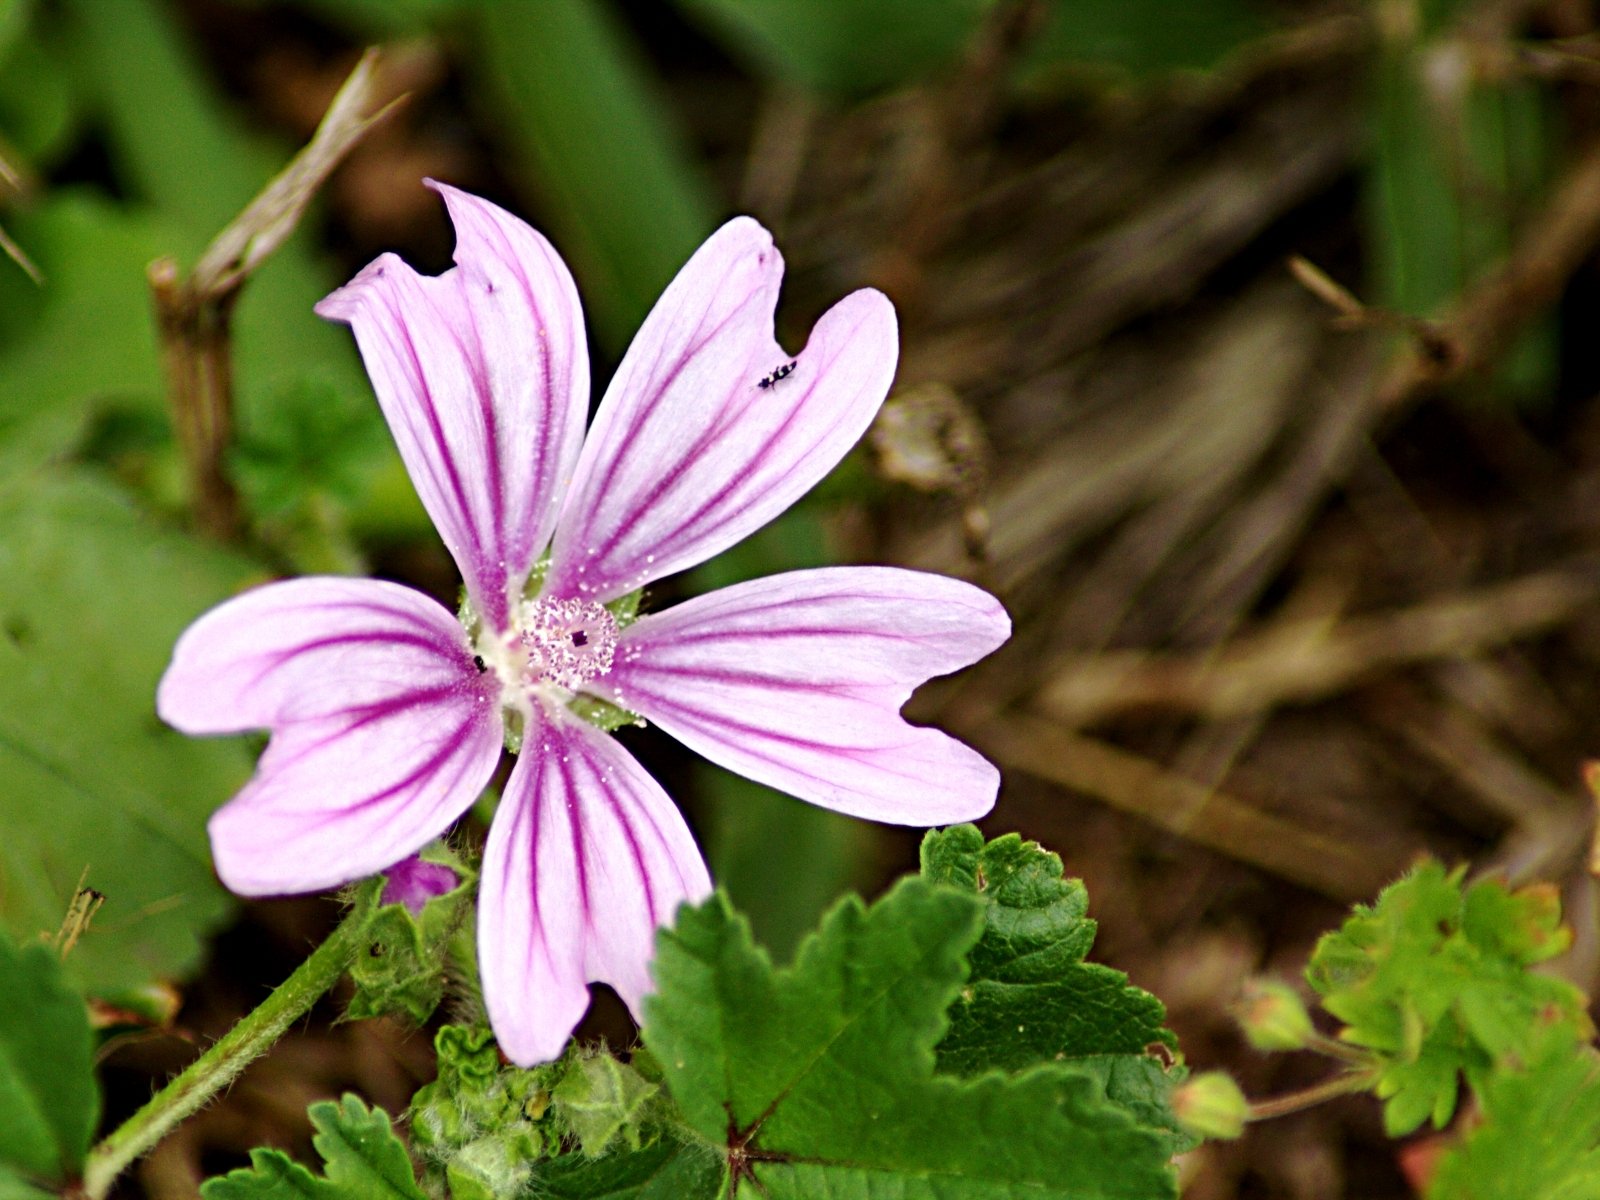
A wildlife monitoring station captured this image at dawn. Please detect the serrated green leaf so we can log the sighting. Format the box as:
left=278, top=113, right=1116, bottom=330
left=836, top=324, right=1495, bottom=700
left=1427, top=1035, right=1600, bottom=1200
left=920, top=826, right=1174, bottom=1073
left=1308, top=861, right=1591, bottom=1136
left=202, top=1097, right=424, bottom=1200
left=0, top=934, right=98, bottom=1183
left=0, top=468, right=255, bottom=991
left=646, top=880, right=1179, bottom=1198
left=674, top=0, right=993, bottom=95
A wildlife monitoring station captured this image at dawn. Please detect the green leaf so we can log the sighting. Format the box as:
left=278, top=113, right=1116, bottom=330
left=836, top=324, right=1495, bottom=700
left=1307, top=861, right=1590, bottom=1136
left=1427, top=1034, right=1600, bottom=1200
left=0, top=934, right=98, bottom=1184
left=202, top=1096, right=425, bottom=1200
left=0, top=467, right=256, bottom=991
left=920, top=826, right=1175, bottom=1069
left=522, top=1136, right=724, bottom=1200
left=0, top=193, right=173, bottom=461
left=1018, top=0, right=1265, bottom=84
left=645, top=880, right=1180, bottom=1198
left=1366, top=12, right=1555, bottom=404
left=467, top=0, right=716, bottom=353
left=673, top=0, right=993, bottom=95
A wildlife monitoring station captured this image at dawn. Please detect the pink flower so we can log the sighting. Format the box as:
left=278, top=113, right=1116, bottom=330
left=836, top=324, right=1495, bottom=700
left=158, top=184, right=1010, bottom=1064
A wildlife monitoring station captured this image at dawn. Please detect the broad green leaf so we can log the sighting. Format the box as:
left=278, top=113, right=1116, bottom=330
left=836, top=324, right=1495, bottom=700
left=646, top=880, right=1179, bottom=1198
left=1307, top=861, right=1590, bottom=1136
left=0, top=468, right=256, bottom=991
left=523, top=1137, right=723, bottom=1200
left=467, top=0, right=716, bottom=352
left=1018, top=0, right=1265, bottom=83
left=920, top=825, right=1174, bottom=1070
left=203, top=1097, right=425, bottom=1200
left=0, top=934, right=97, bottom=1183
left=0, top=9, right=78, bottom=168
left=0, top=193, right=172, bottom=458
left=1367, top=8, right=1555, bottom=403
left=1427, top=1034, right=1600, bottom=1200
left=0, top=1169, right=55, bottom=1200
left=673, top=0, right=993, bottom=95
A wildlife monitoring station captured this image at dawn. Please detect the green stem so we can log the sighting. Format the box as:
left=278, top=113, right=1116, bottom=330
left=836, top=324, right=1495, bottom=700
left=1246, top=1069, right=1377, bottom=1123
left=81, top=908, right=366, bottom=1199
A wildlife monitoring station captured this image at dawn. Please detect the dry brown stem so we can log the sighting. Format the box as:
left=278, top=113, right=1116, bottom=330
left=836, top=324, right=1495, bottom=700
left=975, top=713, right=1410, bottom=899
left=1040, top=561, right=1600, bottom=724
left=151, top=49, right=403, bottom=540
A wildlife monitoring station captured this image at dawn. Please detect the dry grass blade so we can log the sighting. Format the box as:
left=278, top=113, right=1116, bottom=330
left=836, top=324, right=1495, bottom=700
left=1041, top=561, right=1600, bottom=724
left=976, top=713, right=1410, bottom=899
left=193, top=48, right=404, bottom=298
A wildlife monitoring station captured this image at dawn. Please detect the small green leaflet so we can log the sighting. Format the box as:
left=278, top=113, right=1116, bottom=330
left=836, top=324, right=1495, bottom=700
left=1426, top=1032, right=1600, bottom=1200
left=0, top=933, right=98, bottom=1186
left=201, top=1097, right=424, bottom=1200
left=1307, top=861, right=1590, bottom=1136
left=644, top=878, right=1179, bottom=1198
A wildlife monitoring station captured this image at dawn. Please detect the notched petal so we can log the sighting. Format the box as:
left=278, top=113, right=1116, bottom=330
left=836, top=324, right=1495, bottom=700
left=317, top=183, right=589, bottom=631
left=546, top=217, right=898, bottom=601
left=593, top=566, right=1009, bottom=825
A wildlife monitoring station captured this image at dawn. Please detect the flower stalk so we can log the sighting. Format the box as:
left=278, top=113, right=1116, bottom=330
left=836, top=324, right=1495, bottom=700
left=80, top=909, right=366, bottom=1200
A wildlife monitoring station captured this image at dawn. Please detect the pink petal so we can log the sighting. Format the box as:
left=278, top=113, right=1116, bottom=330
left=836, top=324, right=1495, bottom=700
left=478, top=710, right=711, bottom=1066
left=316, top=183, right=589, bottom=631
left=158, top=577, right=503, bottom=895
left=590, top=567, right=1010, bottom=824
left=544, top=218, right=897, bottom=602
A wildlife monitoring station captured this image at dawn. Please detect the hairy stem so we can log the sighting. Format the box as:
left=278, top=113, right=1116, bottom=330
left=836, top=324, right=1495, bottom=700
left=81, top=909, right=365, bottom=1199
left=1247, top=1069, right=1377, bottom=1123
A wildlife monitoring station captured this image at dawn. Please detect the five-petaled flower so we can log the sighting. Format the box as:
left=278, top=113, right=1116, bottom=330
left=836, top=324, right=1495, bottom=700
left=158, top=183, right=1010, bottom=1064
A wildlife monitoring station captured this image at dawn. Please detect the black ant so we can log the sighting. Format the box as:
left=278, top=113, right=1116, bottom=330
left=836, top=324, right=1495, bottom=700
left=571, top=630, right=589, bottom=647
left=473, top=655, right=487, bottom=673
left=756, top=361, right=796, bottom=389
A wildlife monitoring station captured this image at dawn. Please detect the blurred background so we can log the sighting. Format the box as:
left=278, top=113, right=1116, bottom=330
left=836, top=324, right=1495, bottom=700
left=4, top=0, right=1600, bottom=1195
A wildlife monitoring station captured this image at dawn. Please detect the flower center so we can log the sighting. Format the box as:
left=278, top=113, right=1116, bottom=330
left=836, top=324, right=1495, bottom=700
left=514, top=596, right=618, bottom=690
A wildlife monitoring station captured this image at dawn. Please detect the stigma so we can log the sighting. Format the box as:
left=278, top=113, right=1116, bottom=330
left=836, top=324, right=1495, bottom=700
left=513, top=596, right=619, bottom=690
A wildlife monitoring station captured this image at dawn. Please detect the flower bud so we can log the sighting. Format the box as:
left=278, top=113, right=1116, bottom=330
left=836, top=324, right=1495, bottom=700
left=1236, top=979, right=1314, bottom=1051
left=380, top=854, right=461, bottom=914
left=1173, top=1072, right=1249, bottom=1141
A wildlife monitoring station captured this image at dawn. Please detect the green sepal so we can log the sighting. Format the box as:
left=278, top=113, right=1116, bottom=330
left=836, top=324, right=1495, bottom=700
left=568, top=693, right=643, bottom=733
left=550, top=1050, right=660, bottom=1156
left=345, top=844, right=475, bottom=1025
left=408, top=1024, right=564, bottom=1199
